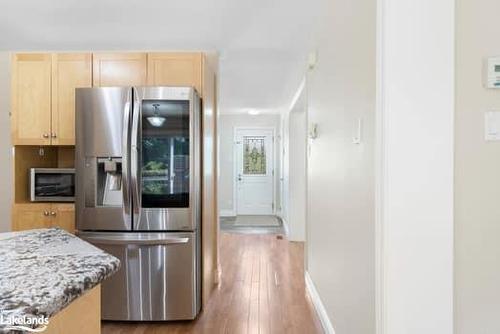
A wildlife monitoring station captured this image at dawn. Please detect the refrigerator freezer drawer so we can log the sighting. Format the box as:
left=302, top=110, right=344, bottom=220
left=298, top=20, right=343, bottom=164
left=79, top=231, right=201, bottom=321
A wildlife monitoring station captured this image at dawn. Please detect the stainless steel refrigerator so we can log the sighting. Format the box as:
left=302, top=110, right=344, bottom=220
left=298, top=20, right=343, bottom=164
left=75, top=86, right=201, bottom=321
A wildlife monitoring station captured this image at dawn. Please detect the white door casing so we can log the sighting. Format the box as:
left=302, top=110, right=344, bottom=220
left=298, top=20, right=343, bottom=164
left=234, top=128, right=274, bottom=215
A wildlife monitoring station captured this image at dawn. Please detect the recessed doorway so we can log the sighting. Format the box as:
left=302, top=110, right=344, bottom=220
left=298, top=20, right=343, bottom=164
left=234, top=127, right=275, bottom=216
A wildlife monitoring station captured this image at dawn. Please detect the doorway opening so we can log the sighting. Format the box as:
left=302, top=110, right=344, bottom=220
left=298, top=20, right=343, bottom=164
left=280, top=82, right=307, bottom=241
left=218, top=117, right=283, bottom=234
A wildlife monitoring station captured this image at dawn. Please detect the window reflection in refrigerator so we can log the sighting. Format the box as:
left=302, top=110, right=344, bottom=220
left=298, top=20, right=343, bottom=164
left=141, top=100, right=190, bottom=208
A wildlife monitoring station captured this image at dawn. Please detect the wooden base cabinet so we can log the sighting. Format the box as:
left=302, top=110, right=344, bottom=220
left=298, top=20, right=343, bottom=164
left=13, top=203, right=75, bottom=233
left=45, top=285, right=100, bottom=334
left=51, top=204, right=76, bottom=233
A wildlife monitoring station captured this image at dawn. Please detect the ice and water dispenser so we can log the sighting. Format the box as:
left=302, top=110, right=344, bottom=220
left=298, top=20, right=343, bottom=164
left=96, top=158, right=123, bottom=207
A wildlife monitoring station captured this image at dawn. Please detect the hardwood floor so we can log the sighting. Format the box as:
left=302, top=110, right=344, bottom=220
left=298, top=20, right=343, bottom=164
left=102, top=232, right=323, bottom=334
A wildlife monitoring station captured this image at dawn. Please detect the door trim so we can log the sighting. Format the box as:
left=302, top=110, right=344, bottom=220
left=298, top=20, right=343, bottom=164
left=233, top=126, right=276, bottom=216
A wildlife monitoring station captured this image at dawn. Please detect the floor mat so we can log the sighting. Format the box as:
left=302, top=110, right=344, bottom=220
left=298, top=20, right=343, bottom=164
left=234, top=215, right=281, bottom=227
left=220, top=216, right=284, bottom=235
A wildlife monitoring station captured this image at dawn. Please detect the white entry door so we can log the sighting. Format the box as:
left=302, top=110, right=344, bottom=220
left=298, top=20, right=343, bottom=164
left=235, top=128, right=274, bottom=215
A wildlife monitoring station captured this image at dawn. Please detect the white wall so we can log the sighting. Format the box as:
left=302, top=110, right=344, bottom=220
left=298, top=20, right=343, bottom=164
left=306, top=0, right=376, bottom=331
left=281, top=85, right=307, bottom=242
left=378, top=1, right=455, bottom=333
left=0, top=52, right=11, bottom=232
left=218, top=113, right=281, bottom=216
left=280, top=114, right=289, bottom=226
left=455, top=0, right=500, bottom=332
left=288, top=109, right=306, bottom=241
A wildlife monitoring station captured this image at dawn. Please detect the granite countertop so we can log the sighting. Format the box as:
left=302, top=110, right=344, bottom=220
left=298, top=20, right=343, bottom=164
left=0, top=228, right=120, bottom=331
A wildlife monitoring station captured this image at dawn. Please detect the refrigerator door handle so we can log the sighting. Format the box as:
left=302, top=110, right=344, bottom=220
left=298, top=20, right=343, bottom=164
left=82, top=236, right=189, bottom=246
left=122, top=90, right=132, bottom=222
left=130, top=88, right=141, bottom=222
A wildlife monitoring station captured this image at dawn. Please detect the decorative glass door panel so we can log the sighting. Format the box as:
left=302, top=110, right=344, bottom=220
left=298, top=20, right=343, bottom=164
left=243, top=136, right=267, bottom=175
left=141, top=100, right=189, bottom=208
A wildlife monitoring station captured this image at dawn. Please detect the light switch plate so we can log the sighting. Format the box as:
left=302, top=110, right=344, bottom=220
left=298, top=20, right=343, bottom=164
left=485, top=57, right=500, bottom=88
left=353, top=118, right=362, bottom=144
left=485, top=111, right=500, bottom=141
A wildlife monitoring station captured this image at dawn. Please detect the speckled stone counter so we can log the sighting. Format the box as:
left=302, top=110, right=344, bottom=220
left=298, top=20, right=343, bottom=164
left=0, top=228, right=120, bottom=331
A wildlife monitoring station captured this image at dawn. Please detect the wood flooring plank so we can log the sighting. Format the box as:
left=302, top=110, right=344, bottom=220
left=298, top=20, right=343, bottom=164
left=248, top=240, right=261, bottom=334
left=258, top=237, right=271, bottom=334
left=102, top=232, right=323, bottom=334
left=267, top=237, right=286, bottom=334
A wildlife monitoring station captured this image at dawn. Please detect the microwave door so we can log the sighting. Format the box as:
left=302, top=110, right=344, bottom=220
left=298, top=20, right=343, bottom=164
left=30, top=168, right=76, bottom=202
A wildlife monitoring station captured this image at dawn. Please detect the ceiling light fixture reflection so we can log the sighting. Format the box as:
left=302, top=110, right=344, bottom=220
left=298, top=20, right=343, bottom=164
left=248, top=109, right=260, bottom=116
left=147, top=103, right=166, bottom=127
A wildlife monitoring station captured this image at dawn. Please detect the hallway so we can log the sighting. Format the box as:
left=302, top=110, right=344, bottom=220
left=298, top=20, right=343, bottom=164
left=102, top=232, right=322, bottom=334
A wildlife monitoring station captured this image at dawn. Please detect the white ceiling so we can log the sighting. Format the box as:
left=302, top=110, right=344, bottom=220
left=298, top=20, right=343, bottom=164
left=0, top=0, right=320, bottom=114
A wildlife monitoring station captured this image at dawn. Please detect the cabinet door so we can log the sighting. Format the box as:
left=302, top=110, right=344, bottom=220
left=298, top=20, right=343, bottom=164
left=12, top=204, right=51, bottom=231
left=93, top=53, right=147, bottom=87
left=51, top=204, right=75, bottom=233
left=11, top=53, right=52, bottom=145
left=51, top=53, right=92, bottom=146
left=147, top=53, right=203, bottom=96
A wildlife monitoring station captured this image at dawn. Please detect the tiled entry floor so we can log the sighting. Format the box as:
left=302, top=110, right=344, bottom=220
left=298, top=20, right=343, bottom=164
left=220, top=215, right=285, bottom=235
left=102, top=232, right=322, bottom=334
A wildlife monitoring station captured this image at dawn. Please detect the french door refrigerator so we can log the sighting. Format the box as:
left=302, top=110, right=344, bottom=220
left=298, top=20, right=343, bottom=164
left=75, top=86, right=201, bottom=321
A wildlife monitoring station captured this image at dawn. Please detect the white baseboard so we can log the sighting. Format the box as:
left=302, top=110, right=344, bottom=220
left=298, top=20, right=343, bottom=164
left=281, top=217, right=290, bottom=237
left=219, top=209, right=236, bottom=217
left=305, top=271, right=335, bottom=334
left=213, top=266, right=222, bottom=285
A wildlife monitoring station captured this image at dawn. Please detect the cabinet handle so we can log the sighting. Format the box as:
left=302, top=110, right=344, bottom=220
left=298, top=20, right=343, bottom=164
left=42, top=133, right=49, bottom=138
left=51, top=133, right=57, bottom=138
left=50, top=211, right=56, bottom=216
left=43, top=211, right=49, bottom=216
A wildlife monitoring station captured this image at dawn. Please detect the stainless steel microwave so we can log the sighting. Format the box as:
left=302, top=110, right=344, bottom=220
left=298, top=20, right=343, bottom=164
left=30, top=168, right=75, bottom=202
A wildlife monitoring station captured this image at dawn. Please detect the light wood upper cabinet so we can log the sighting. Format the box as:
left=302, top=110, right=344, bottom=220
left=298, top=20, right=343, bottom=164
left=13, top=52, right=205, bottom=146
left=93, top=53, right=147, bottom=87
left=11, top=53, right=52, bottom=145
left=51, top=53, right=92, bottom=146
left=11, top=53, right=91, bottom=146
left=147, top=53, right=203, bottom=96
